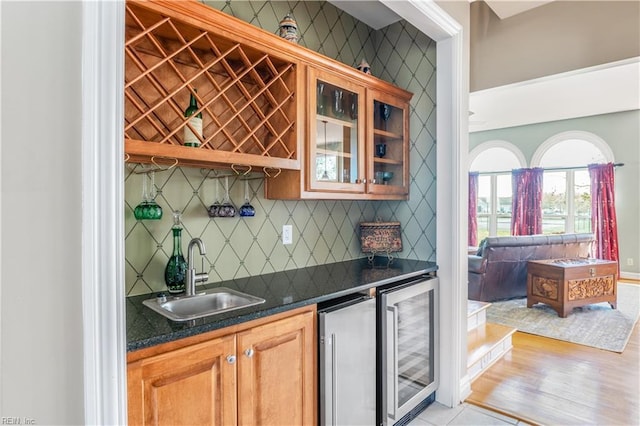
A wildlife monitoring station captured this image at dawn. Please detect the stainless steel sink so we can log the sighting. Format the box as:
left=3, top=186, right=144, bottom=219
left=142, top=287, right=265, bottom=322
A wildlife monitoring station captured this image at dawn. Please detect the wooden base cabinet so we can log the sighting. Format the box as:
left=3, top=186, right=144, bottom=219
left=127, top=334, right=237, bottom=425
left=237, top=312, right=316, bottom=425
left=127, top=307, right=316, bottom=425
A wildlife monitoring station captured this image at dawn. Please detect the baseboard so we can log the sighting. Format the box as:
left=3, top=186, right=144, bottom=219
left=459, top=373, right=472, bottom=403
left=620, top=271, right=640, bottom=281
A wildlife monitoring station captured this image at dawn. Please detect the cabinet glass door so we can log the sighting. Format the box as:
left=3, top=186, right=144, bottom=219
left=368, top=95, right=409, bottom=196
left=309, top=70, right=365, bottom=193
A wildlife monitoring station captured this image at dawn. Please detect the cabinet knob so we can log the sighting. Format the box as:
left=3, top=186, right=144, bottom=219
left=226, top=355, right=236, bottom=364
left=244, top=348, right=254, bottom=358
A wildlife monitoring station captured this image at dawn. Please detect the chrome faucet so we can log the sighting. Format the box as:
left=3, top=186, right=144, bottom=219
left=185, top=238, right=208, bottom=296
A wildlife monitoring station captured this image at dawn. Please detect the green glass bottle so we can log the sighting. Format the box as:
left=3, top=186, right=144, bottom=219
left=184, top=89, right=202, bottom=147
left=165, top=211, right=187, bottom=294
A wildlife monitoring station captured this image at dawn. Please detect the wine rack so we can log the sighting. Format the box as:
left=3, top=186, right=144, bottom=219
left=124, top=1, right=300, bottom=170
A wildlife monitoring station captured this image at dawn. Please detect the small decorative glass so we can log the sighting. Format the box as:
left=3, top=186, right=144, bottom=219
left=278, top=13, right=299, bottom=43
left=317, top=83, right=325, bottom=115
left=239, top=179, right=255, bottom=217
left=217, top=176, right=237, bottom=217
left=356, top=58, right=371, bottom=75
left=134, top=171, right=162, bottom=220
left=332, top=89, right=344, bottom=118
left=349, top=93, right=358, bottom=120
left=208, top=178, right=222, bottom=218
left=380, top=103, right=391, bottom=130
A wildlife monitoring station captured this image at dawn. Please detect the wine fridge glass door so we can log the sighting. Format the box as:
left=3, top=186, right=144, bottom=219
left=380, top=277, right=438, bottom=425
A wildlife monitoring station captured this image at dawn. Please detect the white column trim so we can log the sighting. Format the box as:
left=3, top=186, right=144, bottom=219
left=436, top=31, right=470, bottom=406
left=81, top=1, right=127, bottom=424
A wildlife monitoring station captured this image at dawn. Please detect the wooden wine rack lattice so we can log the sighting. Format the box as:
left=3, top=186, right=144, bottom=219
left=124, top=1, right=300, bottom=170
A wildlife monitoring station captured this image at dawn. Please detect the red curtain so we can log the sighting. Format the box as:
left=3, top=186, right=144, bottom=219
left=511, top=168, right=543, bottom=235
left=589, top=163, right=619, bottom=272
left=468, top=172, right=479, bottom=247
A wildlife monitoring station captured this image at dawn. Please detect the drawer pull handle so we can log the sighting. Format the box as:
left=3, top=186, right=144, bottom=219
left=226, top=355, right=236, bottom=364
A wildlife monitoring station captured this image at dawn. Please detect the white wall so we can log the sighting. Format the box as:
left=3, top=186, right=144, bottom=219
left=1, top=2, right=85, bottom=423
left=470, top=0, right=640, bottom=91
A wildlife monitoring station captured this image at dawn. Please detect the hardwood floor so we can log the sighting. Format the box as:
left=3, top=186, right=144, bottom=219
left=467, top=281, right=640, bottom=425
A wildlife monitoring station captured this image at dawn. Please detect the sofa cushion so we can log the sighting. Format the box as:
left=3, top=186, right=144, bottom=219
left=468, top=255, right=485, bottom=274
left=476, top=238, right=487, bottom=256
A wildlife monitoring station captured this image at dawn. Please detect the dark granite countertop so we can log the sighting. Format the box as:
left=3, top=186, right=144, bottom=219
left=127, top=257, right=437, bottom=352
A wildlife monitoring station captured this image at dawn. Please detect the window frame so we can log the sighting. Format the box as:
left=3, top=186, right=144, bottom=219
left=469, top=141, right=526, bottom=242
left=533, top=131, right=614, bottom=235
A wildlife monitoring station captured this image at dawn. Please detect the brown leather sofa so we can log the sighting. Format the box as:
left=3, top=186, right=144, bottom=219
left=468, top=233, right=595, bottom=302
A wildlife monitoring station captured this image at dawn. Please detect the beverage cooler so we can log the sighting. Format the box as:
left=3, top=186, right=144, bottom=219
left=378, top=276, right=439, bottom=425
left=319, top=295, right=377, bottom=425
left=318, top=275, right=438, bottom=426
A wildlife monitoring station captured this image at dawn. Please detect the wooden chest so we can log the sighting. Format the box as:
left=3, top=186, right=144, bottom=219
left=526, top=258, right=618, bottom=318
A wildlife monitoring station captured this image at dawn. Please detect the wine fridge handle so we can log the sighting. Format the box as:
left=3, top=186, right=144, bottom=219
left=386, top=304, right=399, bottom=421
left=331, top=333, right=338, bottom=425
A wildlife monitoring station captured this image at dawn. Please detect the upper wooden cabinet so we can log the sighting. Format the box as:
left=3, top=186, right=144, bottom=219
left=124, top=0, right=302, bottom=171
left=367, top=88, right=411, bottom=198
left=124, top=0, right=413, bottom=199
left=265, top=69, right=412, bottom=200
left=306, top=68, right=367, bottom=194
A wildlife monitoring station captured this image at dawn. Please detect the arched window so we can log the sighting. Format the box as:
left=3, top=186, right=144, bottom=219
left=469, top=141, right=526, bottom=240
left=532, top=131, right=613, bottom=234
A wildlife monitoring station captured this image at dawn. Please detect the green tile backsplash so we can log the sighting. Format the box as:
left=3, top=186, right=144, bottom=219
left=124, top=1, right=436, bottom=296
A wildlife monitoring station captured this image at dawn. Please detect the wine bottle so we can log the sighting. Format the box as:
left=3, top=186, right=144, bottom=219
left=165, top=211, right=187, bottom=294
left=184, top=90, right=203, bottom=147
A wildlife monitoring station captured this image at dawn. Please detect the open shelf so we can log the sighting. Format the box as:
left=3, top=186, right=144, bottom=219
left=316, top=114, right=357, bottom=128
left=124, top=1, right=300, bottom=170
left=373, top=128, right=403, bottom=139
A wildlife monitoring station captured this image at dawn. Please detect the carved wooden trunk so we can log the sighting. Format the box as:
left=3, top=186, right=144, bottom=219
left=526, top=258, right=618, bottom=318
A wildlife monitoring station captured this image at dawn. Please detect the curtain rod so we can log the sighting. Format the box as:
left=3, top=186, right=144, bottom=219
left=471, top=162, right=624, bottom=176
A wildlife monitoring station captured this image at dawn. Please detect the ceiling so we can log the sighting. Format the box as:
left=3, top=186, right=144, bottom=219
left=327, top=0, right=554, bottom=30
left=481, top=0, right=554, bottom=19
left=327, top=0, right=401, bottom=30
left=469, top=57, right=640, bottom=133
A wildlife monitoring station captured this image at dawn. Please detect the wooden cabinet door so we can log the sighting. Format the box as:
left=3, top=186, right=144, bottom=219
left=128, top=334, right=237, bottom=426
left=308, top=67, right=366, bottom=194
left=366, top=89, right=410, bottom=197
left=236, top=310, right=316, bottom=426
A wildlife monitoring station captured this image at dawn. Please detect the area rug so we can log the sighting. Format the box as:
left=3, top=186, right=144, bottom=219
left=486, top=283, right=640, bottom=353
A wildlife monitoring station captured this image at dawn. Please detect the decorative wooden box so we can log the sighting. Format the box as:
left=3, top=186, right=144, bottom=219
left=359, top=221, right=402, bottom=258
left=526, top=258, right=618, bottom=317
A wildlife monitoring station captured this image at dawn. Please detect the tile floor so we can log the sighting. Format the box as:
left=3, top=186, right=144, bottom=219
left=408, top=402, right=532, bottom=425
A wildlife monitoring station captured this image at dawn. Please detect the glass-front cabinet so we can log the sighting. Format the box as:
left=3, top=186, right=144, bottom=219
left=307, top=68, right=411, bottom=199
left=308, top=68, right=366, bottom=193
left=266, top=66, right=412, bottom=200
left=367, top=90, right=410, bottom=197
